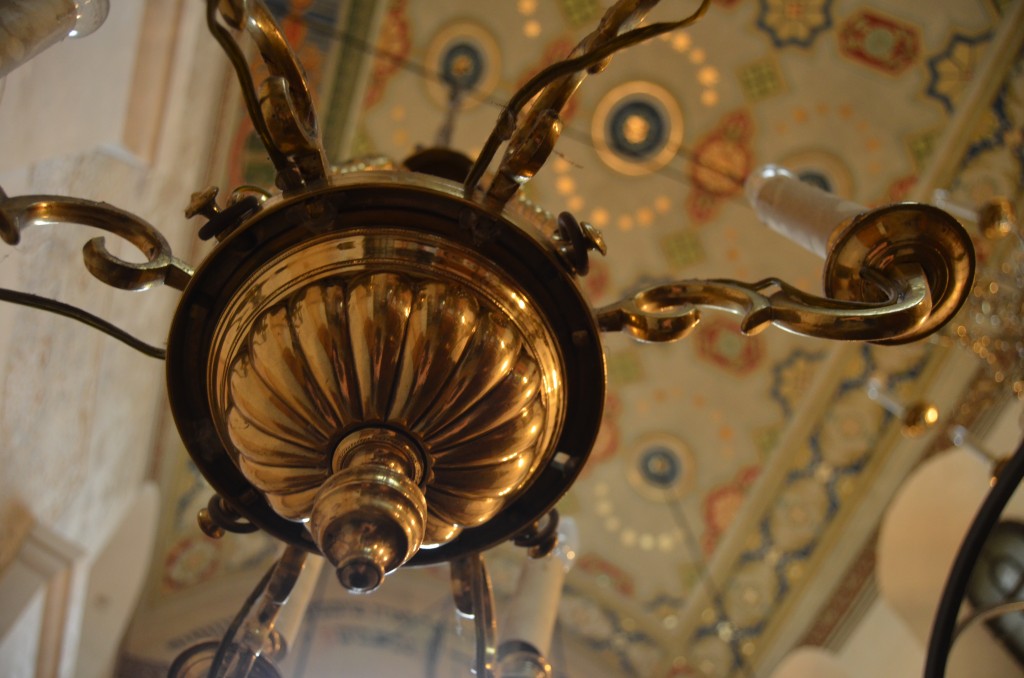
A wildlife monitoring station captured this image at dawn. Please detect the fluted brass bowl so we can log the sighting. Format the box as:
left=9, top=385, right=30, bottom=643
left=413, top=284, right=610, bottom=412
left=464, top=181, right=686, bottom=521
left=166, top=171, right=604, bottom=582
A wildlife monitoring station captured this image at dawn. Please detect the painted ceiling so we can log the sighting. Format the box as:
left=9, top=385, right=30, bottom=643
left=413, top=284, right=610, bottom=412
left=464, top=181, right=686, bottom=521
left=121, top=1, right=1024, bottom=676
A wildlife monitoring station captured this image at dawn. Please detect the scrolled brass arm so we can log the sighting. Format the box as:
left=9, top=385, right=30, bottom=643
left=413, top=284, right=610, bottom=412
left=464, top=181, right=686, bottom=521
left=601, top=194, right=976, bottom=345
left=467, top=0, right=712, bottom=210
left=0, top=187, right=193, bottom=291
left=208, top=0, right=327, bottom=191
left=596, top=265, right=934, bottom=344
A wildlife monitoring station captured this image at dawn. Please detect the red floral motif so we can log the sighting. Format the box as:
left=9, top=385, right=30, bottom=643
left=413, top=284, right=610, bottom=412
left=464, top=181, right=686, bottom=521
left=280, top=0, right=312, bottom=49
left=696, top=318, right=763, bottom=375
left=577, top=553, right=635, bottom=596
left=687, top=110, right=754, bottom=224
left=878, top=174, right=917, bottom=205
left=162, top=536, right=222, bottom=592
left=363, top=0, right=411, bottom=109
left=702, top=465, right=760, bottom=554
left=838, top=10, right=920, bottom=76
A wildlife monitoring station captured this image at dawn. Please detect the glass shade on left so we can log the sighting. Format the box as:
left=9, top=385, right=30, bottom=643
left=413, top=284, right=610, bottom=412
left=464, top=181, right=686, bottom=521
left=0, top=0, right=109, bottom=77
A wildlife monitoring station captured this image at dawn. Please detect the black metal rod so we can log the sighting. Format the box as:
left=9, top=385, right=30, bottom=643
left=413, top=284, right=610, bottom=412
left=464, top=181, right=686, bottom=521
left=0, top=287, right=166, bottom=359
left=924, top=434, right=1024, bottom=677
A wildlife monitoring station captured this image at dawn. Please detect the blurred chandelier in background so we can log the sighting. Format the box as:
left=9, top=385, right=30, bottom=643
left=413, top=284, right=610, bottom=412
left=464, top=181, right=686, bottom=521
left=0, top=0, right=988, bottom=676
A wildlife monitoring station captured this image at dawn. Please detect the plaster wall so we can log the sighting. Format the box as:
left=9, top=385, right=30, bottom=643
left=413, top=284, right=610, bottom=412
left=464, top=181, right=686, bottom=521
left=0, top=1, right=223, bottom=674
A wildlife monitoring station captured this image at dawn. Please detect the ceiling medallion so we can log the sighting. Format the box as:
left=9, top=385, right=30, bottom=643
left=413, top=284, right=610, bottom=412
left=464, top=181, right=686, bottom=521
left=627, top=433, right=696, bottom=501
left=778, top=148, right=856, bottom=197
left=425, top=21, right=502, bottom=109
left=592, top=80, right=685, bottom=176
left=0, top=0, right=980, bottom=676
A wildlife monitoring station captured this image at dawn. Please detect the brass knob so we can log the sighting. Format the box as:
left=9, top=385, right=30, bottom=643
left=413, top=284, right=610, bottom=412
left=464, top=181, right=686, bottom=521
left=308, top=428, right=428, bottom=593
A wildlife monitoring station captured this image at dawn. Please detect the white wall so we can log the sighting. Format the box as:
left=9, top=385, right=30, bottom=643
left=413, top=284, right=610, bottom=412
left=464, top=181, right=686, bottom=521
left=0, top=1, right=224, bottom=675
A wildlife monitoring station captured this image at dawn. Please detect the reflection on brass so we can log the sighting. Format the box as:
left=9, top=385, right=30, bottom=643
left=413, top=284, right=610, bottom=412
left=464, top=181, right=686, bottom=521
left=512, top=509, right=560, bottom=559
left=185, top=186, right=223, bottom=221
left=261, top=630, right=285, bottom=662
left=206, top=228, right=565, bottom=576
left=197, top=495, right=260, bottom=541
left=0, top=0, right=995, bottom=674
left=310, top=427, right=427, bottom=592
left=554, top=212, right=607, bottom=276
left=0, top=187, right=193, bottom=291
left=481, top=0, right=657, bottom=210
left=990, top=456, right=1011, bottom=487
left=169, top=545, right=309, bottom=676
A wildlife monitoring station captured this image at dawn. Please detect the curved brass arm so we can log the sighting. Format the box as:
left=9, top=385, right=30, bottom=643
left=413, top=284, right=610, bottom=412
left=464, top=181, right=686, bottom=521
left=0, top=188, right=193, bottom=291
left=208, top=0, right=327, bottom=191
left=596, top=265, right=934, bottom=344
left=469, top=0, right=711, bottom=211
left=601, top=202, right=976, bottom=345
left=207, top=545, right=308, bottom=677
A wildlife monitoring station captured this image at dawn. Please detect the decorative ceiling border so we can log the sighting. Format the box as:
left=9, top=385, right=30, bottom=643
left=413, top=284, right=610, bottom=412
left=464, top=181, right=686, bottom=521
left=668, top=341, right=978, bottom=677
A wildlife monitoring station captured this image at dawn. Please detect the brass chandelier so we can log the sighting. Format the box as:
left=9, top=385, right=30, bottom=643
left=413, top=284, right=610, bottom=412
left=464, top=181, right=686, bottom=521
left=0, top=0, right=980, bottom=676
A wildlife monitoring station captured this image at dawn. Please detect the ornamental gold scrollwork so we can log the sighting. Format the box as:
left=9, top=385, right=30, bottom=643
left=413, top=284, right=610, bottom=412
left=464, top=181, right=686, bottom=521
left=595, top=267, right=932, bottom=344
left=599, top=202, right=975, bottom=345
left=0, top=187, right=194, bottom=291
left=217, top=273, right=556, bottom=544
left=469, top=0, right=711, bottom=211
left=208, top=0, right=328, bottom=190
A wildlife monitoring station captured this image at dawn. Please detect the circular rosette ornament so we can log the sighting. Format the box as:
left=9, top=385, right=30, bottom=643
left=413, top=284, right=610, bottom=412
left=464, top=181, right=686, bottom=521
left=206, top=230, right=566, bottom=591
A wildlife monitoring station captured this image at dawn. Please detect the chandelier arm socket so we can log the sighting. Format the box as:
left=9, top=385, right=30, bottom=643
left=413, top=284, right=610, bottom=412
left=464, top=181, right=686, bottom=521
left=451, top=554, right=498, bottom=678
left=207, top=0, right=327, bottom=191
left=465, top=0, right=712, bottom=206
left=0, top=189, right=194, bottom=291
left=206, top=545, right=307, bottom=678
